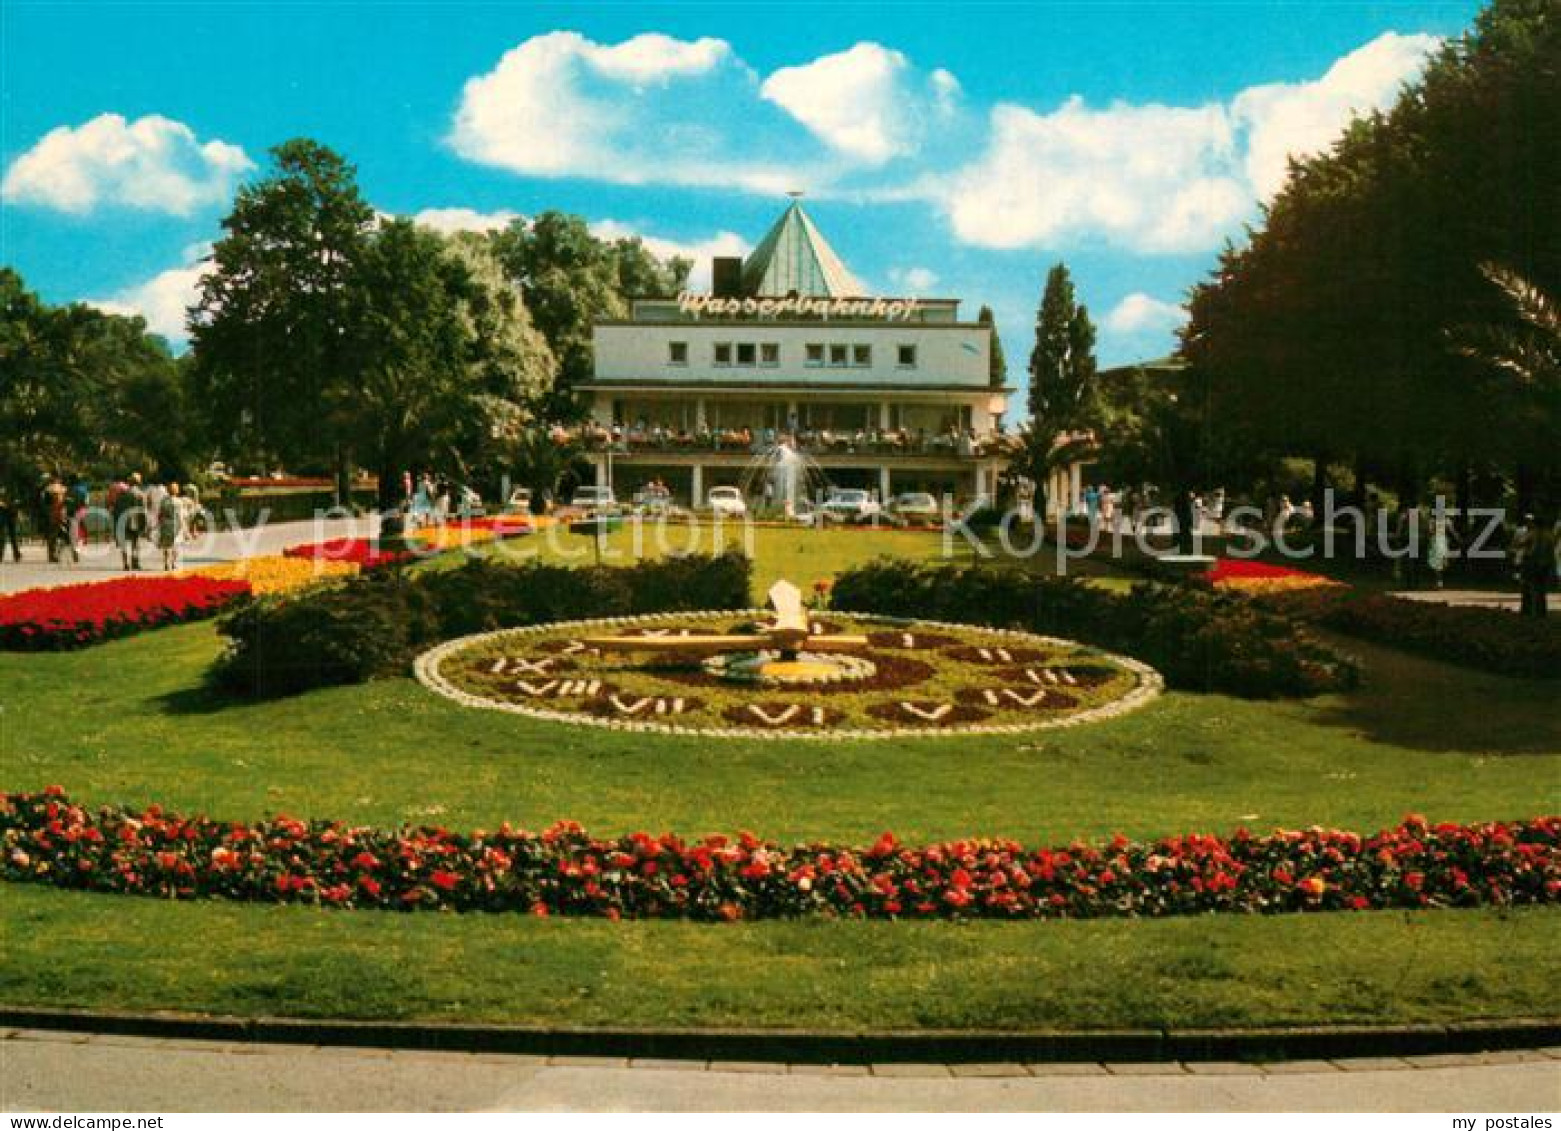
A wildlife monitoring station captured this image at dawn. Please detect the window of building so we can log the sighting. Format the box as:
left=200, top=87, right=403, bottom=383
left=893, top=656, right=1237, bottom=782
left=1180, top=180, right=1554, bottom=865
left=668, top=341, right=688, bottom=366
left=713, top=342, right=733, bottom=367
left=897, top=344, right=918, bottom=368
left=760, top=343, right=780, bottom=367
left=829, top=344, right=849, bottom=367
left=805, top=343, right=824, bottom=367
left=852, top=344, right=872, bottom=367
left=736, top=342, right=757, bottom=367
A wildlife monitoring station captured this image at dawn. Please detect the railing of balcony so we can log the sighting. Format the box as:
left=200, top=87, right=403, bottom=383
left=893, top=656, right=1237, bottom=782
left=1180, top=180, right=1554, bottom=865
left=554, top=424, right=1018, bottom=460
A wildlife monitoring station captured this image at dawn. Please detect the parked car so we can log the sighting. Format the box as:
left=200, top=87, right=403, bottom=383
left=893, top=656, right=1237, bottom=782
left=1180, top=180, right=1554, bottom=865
left=504, top=486, right=533, bottom=514
left=705, top=486, right=748, bottom=519
left=888, top=492, right=942, bottom=526
left=569, top=485, right=619, bottom=516
left=632, top=484, right=675, bottom=515
left=818, top=488, right=882, bottom=524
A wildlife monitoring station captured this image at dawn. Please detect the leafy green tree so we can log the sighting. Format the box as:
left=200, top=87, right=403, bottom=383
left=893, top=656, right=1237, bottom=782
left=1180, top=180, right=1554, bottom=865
left=0, top=268, right=193, bottom=489
left=440, top=234, right=557, bottom=487
left=1183, top=0, right=1558, bottom=510
left=492, top=212, right=688, bottom=417
left=1027, top=264, right=1099, bottom=433
left=510, top=426, right=586, bottom=508
left=190, top=139, right=375, bottom=498
left=978, top=304, right=1006, bottom=388
left=342, top=220, right=475, bottom=510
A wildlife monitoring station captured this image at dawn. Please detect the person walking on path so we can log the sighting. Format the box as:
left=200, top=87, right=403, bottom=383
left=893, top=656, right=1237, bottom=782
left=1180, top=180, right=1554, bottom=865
left=1427, top=510, right=1458, bottom=589
left=0, top=482, right=22, bottom=563
left=1513, top=514, right=1556, bottom=618
left=43, top=477, right=77, bottom=565
left=112, top=473, right=148, bottom=571
left=155, top=482, right=189, bottom=571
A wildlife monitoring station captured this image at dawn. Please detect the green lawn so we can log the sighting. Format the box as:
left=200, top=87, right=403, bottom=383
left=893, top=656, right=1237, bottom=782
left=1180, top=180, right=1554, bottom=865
left=1, top=528, right=1557, bottom=1030
left=4, top=886, right=1554, bottom=1031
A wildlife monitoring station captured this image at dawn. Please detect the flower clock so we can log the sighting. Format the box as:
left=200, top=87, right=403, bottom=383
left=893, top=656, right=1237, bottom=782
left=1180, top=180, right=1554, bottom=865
left=416, top=581, right=1162, bottom=738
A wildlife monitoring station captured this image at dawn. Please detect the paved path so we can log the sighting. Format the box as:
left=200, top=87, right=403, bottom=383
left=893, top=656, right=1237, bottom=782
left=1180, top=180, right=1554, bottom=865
left=0, top=519, right=370, bottom=594
left=1391, top=589, right=1560, bottom=613
left=2, top=1031, right=1557, bottom=1112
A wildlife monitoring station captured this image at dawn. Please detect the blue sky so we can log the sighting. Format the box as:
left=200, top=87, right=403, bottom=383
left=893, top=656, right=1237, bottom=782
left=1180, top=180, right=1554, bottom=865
left=3, top=1, right=1479, bottom=379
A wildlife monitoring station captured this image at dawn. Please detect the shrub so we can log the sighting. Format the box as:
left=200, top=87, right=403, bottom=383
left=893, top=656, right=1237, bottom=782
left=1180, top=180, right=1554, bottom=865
left=5, top=789, right=1555, bottom=921
left=832, top=560, right=1356, bottom=698
left=213, top=571, right=435, bottom=697
left=1262, top=587, right=1561, bottom=680
left=213, top=551, right=753, bottom=698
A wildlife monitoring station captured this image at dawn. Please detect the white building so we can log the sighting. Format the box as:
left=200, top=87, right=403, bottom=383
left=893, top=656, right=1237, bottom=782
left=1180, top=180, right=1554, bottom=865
left=580, top=199, right=1014, bottom=506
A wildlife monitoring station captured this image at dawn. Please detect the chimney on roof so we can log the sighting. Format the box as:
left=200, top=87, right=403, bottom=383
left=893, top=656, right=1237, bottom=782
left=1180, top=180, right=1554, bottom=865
left=711, top=256, right=744, bottom=298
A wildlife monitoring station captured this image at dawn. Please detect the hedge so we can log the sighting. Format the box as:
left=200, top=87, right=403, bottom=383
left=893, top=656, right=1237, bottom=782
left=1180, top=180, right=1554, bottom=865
left=1260, top=586, right=1561, bottom=680
left=213, top=551, right=753, bottom=698
left=830, top=560, right=1357, bottom=698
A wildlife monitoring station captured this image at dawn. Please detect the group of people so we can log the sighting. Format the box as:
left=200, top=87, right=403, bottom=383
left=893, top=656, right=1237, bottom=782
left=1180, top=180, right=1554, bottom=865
left=0, top=473, right=203, bottom=572
left=402, top=471, right=455, bottom=529
left=565, top=420, right=1012, bottom=459
left=105, top=474, right=202, bottom=571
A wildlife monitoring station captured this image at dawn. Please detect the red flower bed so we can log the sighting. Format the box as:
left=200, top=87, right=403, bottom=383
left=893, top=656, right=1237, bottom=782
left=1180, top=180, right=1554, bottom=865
left=281, top=539, right=411, bottom=570
left=0, top=578, right=252, bottom=651
left=1198, top=558, right=1342, bottom=593
left=3, top=789, right=1555, bottom=921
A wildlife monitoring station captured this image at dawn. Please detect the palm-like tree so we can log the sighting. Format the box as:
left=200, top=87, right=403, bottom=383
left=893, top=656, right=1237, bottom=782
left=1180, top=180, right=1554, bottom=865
left=1453, top=263, right=1560, bottom=394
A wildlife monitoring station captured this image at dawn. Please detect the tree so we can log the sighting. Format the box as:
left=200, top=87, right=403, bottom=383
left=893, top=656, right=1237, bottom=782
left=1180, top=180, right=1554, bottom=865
left=1450, top=264, right=1561, bottom=507
left=1027, top=264, right=1099, bottom=434
left=0, top=268, right=193, bottom=490
left=344, top=222, right=561, bottom=510
left=492, top=212, right=688, bottom=418
left=190, top=139, right=375, bottom=499
left=342, top=220, right=474, bottom=510
left=978, top=305, right=1006, bottom=388
left=440, top=234, right=557, bottom=487
left=510, top=426, right=585, bottom=507
left=1183, top=0, right=1559, bottom=511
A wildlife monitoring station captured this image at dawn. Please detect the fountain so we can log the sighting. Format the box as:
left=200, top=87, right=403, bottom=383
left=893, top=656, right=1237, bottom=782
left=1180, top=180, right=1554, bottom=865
left=738, top=439, right=831, bottom=518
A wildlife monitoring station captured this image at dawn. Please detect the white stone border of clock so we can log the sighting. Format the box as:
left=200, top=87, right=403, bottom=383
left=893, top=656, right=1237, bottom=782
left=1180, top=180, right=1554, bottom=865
left=413, top=609, right=1164, bottom=741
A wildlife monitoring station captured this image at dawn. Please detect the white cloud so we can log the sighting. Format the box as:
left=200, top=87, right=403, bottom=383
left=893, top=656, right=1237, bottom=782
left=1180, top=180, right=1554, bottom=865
left=921, top=30, right=1436, bottom=253
left=89, top=243, right=213, bottom=344
left=450, top=33, right=969, bottom=195
left=1233, top=32, right=1439, bottom=199
left=1104, top=292, right=1186, bottom=334
left=935, top=99, right=1250, bottom=253
left=2, top=113, right=252, bottom=215
left=760, top=42, right=949, bottom=164
left=589, top=219, right=748, bottom=291
left=449, top=31, right=796, bottom=193
left=410, top=207, right=522, bottom=234
left=888, top=265, right=939, bottom=294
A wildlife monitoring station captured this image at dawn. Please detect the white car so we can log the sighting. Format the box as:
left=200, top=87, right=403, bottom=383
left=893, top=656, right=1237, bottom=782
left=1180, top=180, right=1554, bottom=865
left=818, top=488, right=882, bottom=524
left=705, top=486, right=748, bottom=518
left=888, top=492, right=941, bottom=525
left=569, top=485, right=618, bottom=515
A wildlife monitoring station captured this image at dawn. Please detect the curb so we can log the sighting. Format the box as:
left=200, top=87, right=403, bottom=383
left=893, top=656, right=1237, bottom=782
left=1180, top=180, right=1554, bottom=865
left=3, top=1008, right=1556, bottom=1065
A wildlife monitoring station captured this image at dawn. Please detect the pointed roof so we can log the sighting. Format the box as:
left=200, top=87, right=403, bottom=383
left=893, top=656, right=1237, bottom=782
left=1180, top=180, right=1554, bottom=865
left=742, top=199, right=864, bottom=298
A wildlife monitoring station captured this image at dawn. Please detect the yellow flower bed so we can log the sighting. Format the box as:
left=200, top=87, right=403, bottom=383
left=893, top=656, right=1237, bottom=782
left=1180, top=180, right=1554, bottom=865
left=408, top=527, right=503, bottom=553
left=1217, top=575, right=1343, bottom=595
left=185, top=555, right=359, bottom=595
